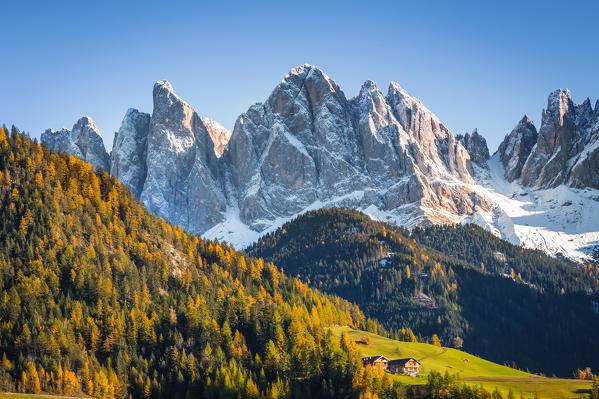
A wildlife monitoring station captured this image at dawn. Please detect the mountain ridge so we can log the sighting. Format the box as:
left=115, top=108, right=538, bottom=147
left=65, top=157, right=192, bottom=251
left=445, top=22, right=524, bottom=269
left=40, top=65, right=599, bottom=261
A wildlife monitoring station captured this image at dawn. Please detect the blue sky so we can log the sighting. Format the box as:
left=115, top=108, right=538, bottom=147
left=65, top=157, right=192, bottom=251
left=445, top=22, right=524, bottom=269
left=1, top=0, right=598, bottom=152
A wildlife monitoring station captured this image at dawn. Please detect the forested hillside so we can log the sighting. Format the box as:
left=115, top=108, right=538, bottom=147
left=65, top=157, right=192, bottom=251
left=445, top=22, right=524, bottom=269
left=0, top=127, right=400, bottom=398
left=250, top=208, right=599, bottom=376
left=411, top=224, right=599, bottom=295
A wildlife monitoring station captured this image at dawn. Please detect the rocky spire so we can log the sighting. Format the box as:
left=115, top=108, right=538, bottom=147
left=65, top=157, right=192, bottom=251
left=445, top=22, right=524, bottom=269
left=497, top=116, right=538, bottom=181
left=456, top=129, right=490, bottom=167
left=42, top=116, right=110, bottom=171
left=224, top=65, right=486, bottom=231
left=110, top=108, right=151, bottom=197
left=568, top=99, right=599, bottom=189
left=139, top=80, right=226, bottom=233
left=521, top=89, right=590, bottom=187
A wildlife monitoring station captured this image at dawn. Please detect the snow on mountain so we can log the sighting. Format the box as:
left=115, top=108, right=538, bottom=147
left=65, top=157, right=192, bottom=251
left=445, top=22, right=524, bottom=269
left=222, top=64, right=490, bottom=236
left=40, top=66, right=599, bottom=261
left=463, top=154, right=599, bottom=261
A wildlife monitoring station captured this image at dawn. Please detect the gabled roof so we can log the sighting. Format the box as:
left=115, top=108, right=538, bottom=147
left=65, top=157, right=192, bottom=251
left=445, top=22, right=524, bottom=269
left=362, top=355, right=389, bottom=363
left=387, top=357, right=421, bottom=366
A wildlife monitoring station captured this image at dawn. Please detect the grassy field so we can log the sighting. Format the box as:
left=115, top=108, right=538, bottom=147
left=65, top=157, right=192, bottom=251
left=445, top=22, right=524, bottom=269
left=329, top=326, right=592, bottom=398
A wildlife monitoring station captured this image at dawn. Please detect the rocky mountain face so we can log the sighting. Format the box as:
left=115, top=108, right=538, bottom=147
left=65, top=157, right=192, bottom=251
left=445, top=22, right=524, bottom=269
left=456, top=129, right=490, bottom=167
left=496, top=116, right=538, bottom=182
left=41, top=65, right=599, bottom=260
left=201, top=117, right=231, bottom=157
left=501, top=89, right=599, bottom=189
left=105, top=65, right=488, bottom=236
left=224, top=66, right=489, bottom=232
left=110, top=109, right=150, bottom=197
left=138, top=81, right=227, bottom=232
left=42, top=116, right=110, bottom=171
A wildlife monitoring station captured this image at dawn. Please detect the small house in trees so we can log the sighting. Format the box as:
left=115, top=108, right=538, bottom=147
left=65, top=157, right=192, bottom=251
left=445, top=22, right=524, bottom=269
left=387, top=358, right=421, bottom=376
left=493, top=251, right=505, bottom=262
left=362, top=355, right=389, bottom=369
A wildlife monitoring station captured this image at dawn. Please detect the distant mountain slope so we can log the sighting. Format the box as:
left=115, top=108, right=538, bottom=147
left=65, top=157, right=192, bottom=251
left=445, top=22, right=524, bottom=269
left=410, top=224, right=594, bottom=295
left=0, top=127, right=399, bottom=398
left=249, top=208, right=599, bottom=376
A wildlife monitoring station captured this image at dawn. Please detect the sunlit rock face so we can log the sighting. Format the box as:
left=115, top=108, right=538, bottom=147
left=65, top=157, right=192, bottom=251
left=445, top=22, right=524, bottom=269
left=224, top=65, right=490, bottom=231
left=138, top=80, right=227, bottom=232
left=42, top=65, right=492, bottom=235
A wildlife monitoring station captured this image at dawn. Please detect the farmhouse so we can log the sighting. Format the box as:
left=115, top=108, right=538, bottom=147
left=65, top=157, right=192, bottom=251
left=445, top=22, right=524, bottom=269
left=362, top=355, right=389, bottom=369
left=386, top=358, right=421, bottom=376
left=362, top=355, right=421, bottom=376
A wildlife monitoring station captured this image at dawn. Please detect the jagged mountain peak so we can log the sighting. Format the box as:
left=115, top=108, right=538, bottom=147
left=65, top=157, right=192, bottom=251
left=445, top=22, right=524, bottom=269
left=388, top=81, right=402, bottom=92
left=546, top=88, right=573, bottom=111
left=519, top=88, right=597, bottom=188
left=542, top=89, right=572, bottom=126
left=518, top=114, right=535, bottom=127
left=42, top=127, right=70, bottom=136
left=110, top=108, right=151, bottom=197
left=285, top=63, right=325, bottom=78
left=352, top=79, right=389, bottom=120
left=386, top=81, right=441, bottom=131
left=456, top=129, right=490, bottom=167
left=386, top=82, right=426, bottom=108
left=580, top=97, right=592, bottom=108
left=152, top=80, right=194, bottom=118
left=72, top=116, right=105, bottom=146
left=154, top=79, right=174, bottom=93
left=282, top=64, right=337, bottom=88
left=73, top=116, right=100, bottom=133
left=142, top=77, right=226, bottom=232
left=360, top=79, right=379, bottom=92
left=497, top=115, right=538, bottom=181
left=42, top=116, right=109, bottom=171
left=268, top=64, right=346, bottom=116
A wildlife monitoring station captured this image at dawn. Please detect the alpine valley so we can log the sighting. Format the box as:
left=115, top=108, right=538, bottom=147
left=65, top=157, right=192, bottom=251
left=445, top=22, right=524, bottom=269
left=2, top=63, right=598, bottom=399
left=41, top=65, right=599, bottom=262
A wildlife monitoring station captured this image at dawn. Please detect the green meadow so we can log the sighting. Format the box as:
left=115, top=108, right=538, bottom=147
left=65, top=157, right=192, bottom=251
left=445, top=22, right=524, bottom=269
left=329, top=326, right=592, bottom=399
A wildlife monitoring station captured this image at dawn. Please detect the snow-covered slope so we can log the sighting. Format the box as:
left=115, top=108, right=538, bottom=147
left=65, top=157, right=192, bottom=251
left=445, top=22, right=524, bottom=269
left=463, top=154, right=599, bottom=261
left=202, top=153, right=599, bottom=261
